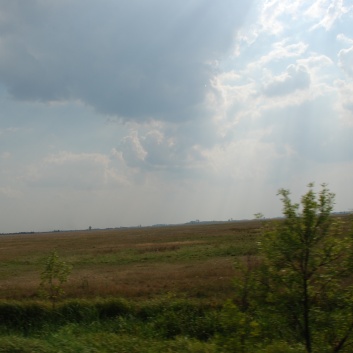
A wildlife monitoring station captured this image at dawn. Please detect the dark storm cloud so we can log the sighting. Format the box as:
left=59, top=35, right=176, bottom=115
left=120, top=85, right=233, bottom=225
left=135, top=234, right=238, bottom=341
left=0, top=0, right=251, bottom=122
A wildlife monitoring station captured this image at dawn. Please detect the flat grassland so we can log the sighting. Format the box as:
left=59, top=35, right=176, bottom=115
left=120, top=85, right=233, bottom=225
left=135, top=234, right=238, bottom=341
left=1, top=216, right=350, bottom=352
left=0, top=221, right=260, bottom=301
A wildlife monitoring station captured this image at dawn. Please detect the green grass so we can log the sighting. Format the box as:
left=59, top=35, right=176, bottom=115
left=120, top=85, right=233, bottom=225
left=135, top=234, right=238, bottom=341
left=0, top=298, right=222, bottom=353
left=0, top=332, right=218, bottom=353
left=69, top=230, right=259, bottom=267
left=0, top=221, right=261, bottom=352
left=0, top=221, right=260, bottom=300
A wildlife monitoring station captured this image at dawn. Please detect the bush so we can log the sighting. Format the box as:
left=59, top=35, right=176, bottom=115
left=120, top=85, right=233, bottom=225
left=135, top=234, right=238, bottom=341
left=139, top=299, right=220, bottom=340
left=95, top=297, right=132, bottom=319
left=0, top=301, right=51, bottom=333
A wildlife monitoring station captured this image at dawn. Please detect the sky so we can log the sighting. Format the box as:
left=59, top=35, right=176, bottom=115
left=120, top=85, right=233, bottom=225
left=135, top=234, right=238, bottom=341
left=0, top=0, right=353, bottom=233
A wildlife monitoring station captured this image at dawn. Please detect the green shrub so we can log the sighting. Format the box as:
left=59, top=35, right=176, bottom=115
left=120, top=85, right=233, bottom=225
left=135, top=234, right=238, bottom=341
left=0, top=301, right=51, bottom=333
left=140, top=300, right=220, bottom=340
left=95, top=297, right=132, bottom=319
left=56, top=299, right=98, bottom=323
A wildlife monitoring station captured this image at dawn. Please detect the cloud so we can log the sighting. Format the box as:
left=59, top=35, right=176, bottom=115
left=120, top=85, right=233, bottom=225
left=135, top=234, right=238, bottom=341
left=338, top=46, right=353, bottom=77
left=335, top=79, right=353, bottom=124
left=119, top=132, right=148, bottom=169
left=0, top=186, right=21, bottom=199
left=0, top=127, right=18, bottom=136
left=210, top=54, right=323, bottom=132
left=24, top=151, right=126, bottom=189
left=201, top=133, right=279, bottom=182
left=258, top=0, right=310, bottom=35
left=256, top=0, right=349, bottom=36
left=0, top=0, right=252, bottom=123
left=263, top=64, right=311, bottom=96
left=309, top=0, right=352, bottom=31
left=253, top=40, right=308, bottom=68
left=0, top=152, right=11, bottom=159
left=209, top=37, right=353, bottom=170
left=118, top=126, right=207, bottom=173
left=337, top=33, right=353, bottom=45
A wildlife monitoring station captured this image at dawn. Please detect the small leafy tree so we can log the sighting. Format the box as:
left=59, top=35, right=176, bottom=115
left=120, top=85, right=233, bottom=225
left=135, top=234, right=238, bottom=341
left=226, top=183, right=353, bottom=352
left=39, top=251, right=72, bottom=308
left=259, top=183, right=353, bottom=352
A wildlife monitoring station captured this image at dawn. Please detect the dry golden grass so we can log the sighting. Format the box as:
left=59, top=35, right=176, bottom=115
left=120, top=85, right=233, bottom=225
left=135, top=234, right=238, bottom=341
left=0, top=221, right=261, bottom=301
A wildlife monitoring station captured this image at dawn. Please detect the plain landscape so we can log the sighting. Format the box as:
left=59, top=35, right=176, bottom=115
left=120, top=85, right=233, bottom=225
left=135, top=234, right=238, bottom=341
left=0, top=220, right=260, bottom=353
left=0, top=221, right=258, bottom=301
left=1, top=1, right=352, bottom=352
left=1, top=194, right=353, bottom=353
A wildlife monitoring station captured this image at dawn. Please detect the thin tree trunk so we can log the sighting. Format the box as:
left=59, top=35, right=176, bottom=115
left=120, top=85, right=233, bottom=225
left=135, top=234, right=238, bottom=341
left=303, top=278, right=312, bottom=353
left=302, top=241, right=312, bottom=353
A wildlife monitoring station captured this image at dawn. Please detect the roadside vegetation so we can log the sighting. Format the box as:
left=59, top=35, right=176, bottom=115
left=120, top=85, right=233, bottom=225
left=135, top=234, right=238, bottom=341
left=0, top=184, right=352, bottom=352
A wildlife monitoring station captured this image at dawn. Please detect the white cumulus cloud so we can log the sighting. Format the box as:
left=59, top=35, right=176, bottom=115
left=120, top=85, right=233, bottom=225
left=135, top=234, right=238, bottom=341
left=263, top=64, right=311, bottom=96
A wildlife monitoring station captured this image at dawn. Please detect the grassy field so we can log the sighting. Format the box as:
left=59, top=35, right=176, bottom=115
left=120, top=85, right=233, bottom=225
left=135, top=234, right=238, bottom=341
left=1, top=216, right=352, bottom=352
left=0, top=221, right=263, bottom=352
left=0, top=220, right=260, bottom=301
